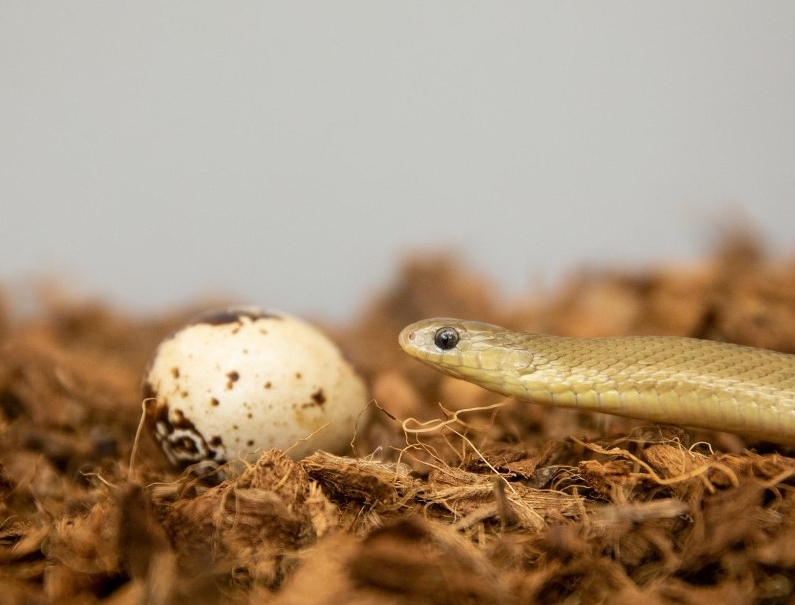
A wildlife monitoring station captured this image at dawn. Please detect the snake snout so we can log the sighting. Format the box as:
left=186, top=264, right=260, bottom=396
left=398, top=326, right=420, bottom=352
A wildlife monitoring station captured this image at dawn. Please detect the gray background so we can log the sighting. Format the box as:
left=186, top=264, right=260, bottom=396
left=2, top=3, right=794, bottom=321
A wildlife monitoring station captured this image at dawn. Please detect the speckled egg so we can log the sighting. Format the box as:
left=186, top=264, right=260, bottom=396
left=142, top=307, right=368, bottom=466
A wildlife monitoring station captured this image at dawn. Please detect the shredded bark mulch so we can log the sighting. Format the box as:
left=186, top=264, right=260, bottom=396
left=3, top=236, right=795, bottom=604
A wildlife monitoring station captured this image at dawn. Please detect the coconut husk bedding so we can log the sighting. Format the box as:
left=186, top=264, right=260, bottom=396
left=2, top=236, right=795, bottom=604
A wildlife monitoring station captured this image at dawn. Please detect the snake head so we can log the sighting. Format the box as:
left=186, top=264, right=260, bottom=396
left=398, top=318, right=536, bottom=384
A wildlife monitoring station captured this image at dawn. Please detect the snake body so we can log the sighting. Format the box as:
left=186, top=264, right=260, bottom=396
left=399, top=318, right=795, bottom=445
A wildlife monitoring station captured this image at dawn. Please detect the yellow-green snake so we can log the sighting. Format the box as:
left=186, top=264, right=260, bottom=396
left=399, top=318, right=795, bottom=445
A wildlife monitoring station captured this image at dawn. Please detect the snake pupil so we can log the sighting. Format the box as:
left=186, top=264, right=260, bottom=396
left=434, top=327, right=460, bottom=350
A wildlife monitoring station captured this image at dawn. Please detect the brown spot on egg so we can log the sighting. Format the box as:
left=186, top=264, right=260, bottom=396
left=264, top=381, right=272, bottom=389
left=210, top=397, right=220, bottom=407
left=171, top=408, right=193, bottom=429
left=226, top=371, right=240, bottom=389
left=301, top=388, right=327, bottom=409
left=189, top=307, right=283, bottom=327
left=295, top=372, right=302, bottom=380
left=247, top=440, right=254, bottom=447
left=209, top=436, right=223, bottom=447
left=171, top=367, right=180, bottom=378
left=180, top=391, right=189, bottom=398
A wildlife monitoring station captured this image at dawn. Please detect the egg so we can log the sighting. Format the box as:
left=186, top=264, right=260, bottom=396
left=142, top=307, right=368, bottom=466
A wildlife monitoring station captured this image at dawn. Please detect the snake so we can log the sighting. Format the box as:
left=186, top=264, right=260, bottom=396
left=399, top=318, right=795, bottom=445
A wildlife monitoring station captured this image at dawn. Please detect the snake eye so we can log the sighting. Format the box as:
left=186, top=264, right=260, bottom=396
left=434, top=327, right=460, bottom=350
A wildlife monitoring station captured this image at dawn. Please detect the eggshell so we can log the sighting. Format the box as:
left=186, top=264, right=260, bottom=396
left=142, top=307, right=368, bottom=465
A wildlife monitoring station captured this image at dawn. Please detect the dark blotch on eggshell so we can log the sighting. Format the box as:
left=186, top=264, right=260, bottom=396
left=142, top=392, right=224, bottom=466
left=171, top=408, right=193, bottom=429
left=189, top=307, right=283, bottom=327
left=312, top=389, right=326, bottom=406
left=301, top=389, right=327, bottom=409
left=226, top=371, right=240, bottom=390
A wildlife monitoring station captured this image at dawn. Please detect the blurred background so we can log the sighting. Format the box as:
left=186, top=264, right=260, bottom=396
left=2, top=3, right=794, bottom=322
